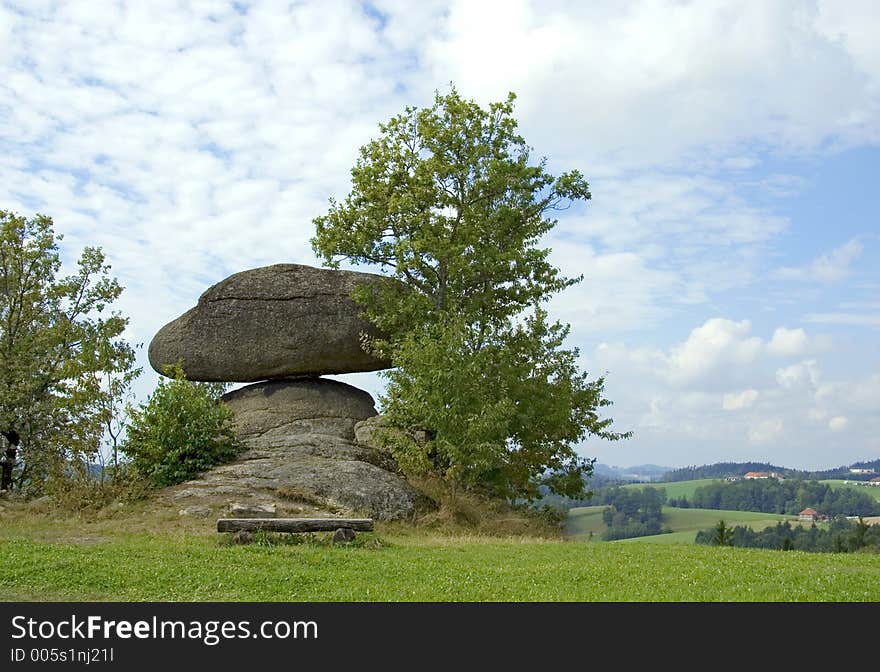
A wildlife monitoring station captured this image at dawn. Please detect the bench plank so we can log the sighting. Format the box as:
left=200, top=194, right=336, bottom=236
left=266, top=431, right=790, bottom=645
left=217, top=518, right=374, bottom=533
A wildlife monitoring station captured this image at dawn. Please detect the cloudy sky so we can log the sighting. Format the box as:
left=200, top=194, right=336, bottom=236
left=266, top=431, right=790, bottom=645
left=2, top=0, right=878, bottom=471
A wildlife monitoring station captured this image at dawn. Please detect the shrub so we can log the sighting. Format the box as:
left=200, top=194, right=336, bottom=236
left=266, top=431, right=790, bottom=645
left=123, top=366, right=241, bottom=486
left=45, top=461, right=151, bottom=511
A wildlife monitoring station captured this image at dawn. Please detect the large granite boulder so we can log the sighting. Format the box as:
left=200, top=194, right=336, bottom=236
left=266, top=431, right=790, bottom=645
left=223, top=377, right=378, bottom=442
left=161, top=378, right=429, bottom=521
left=148, top=263, right=392, bottom=382
left=165, top=450, right=424, bottom=521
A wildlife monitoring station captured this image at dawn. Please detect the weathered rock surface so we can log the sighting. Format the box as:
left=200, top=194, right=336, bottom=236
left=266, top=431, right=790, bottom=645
left=178, top=504, right=213, bottom=518
left=158, top=378, right=428, bottom=521
left=148, top=263, right=392, bottom=382
left=223, top=377, right=378, bottom=442
left=229, top=502, right=276, bottom=518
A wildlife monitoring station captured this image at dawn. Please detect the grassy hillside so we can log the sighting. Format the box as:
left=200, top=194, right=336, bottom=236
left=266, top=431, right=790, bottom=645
left=622, top=479, right=719, bottom=500
left=622, top=478, right=880, bottom=505
left=822, top=480, right=880, bottom=502
left=1, top=501, right=878, bottom=602
left=0, top=515, right=876, bottom=602
left=563, top=506, right=607, bottom=538
left=565, top=505, right=791, bottom=544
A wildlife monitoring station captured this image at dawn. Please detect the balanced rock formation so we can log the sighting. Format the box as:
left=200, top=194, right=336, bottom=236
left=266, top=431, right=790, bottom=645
left=152, top=263, right=431, bottom=522
left=148, top=263, right=392, bottom=382
left=164, top=378, right=427, bottom=521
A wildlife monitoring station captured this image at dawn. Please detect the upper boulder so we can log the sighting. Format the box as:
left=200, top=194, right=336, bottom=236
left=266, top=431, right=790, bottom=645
left=148, top=263, right=392, bottom=381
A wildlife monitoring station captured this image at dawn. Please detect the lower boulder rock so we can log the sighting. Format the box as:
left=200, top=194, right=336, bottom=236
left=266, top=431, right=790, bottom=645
left=162, top=377, right=428, bottom=521
left=222, top=377, right=378, bottom=441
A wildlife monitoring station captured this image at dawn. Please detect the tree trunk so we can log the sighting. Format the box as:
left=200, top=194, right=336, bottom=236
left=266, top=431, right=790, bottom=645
left=1, top=429, right=20, bottom=491
left=15, top=463, right=28, bottom=490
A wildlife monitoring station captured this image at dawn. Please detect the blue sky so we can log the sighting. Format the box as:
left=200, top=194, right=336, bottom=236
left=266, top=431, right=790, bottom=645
left=1, top=0, right=878, bottom=470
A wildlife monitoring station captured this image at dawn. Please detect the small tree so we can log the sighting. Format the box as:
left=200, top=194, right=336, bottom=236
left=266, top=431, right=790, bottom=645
left=711, top=519, right=734, bottom=546
left=0, top=210, right=135, bottom=493
left=312, top=87, right=629, bottom=501
left=96, top=341, right=142, bottom=474
left=850, top=516, right=870, bottom=551
left=123, top=366, right=240, bottom=487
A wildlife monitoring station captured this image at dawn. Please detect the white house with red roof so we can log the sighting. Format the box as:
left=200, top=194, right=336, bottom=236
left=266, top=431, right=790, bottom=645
left=799, top=508, right=819, bottom=522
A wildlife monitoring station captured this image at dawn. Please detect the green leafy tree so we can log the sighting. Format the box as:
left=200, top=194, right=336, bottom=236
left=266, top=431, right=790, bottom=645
left=0, top=210, right=135, bottom=492
left=123, top=365, right=240, bottom=486
left=311, top=87, right=629, bottom=501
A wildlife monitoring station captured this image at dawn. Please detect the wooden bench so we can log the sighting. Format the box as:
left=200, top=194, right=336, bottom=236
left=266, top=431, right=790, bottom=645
left=217, top=518, right=373, bottom=543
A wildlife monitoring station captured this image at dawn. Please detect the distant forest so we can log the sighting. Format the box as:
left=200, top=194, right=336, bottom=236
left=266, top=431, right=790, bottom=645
left=668, top=479, right=880, bottom=517
left=590, top=486, right=668, bottom=541
left=663, top=459, right=880, bottom=482
left=696, top=518, right=880, bottom=553
left=540, top=473, right=880, bottom=517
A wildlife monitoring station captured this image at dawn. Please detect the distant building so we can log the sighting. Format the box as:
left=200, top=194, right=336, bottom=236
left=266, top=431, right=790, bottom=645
left=799, top=508, right=819, bottom=522
left=744, top=471, right=784, bottom=481
left=850, top=468, right=876, bottom=475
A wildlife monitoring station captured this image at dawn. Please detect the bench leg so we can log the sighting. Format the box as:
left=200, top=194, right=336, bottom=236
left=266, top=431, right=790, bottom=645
left=332, top=527, right=357, bottom=543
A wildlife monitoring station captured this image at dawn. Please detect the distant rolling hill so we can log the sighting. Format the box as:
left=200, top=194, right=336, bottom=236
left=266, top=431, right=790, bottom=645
left=621, top=476, right=880, bottom=504
left=593, top=463, right=674, bottom=482
left=619, top=477, right=880, bottom=509
left=821, top=480, right=880, bottom=502
left=661, top=459, right=880, bottom=483
left=564, top=505, right=792, bottom=545
left=621, top=479, right=718, bottom=500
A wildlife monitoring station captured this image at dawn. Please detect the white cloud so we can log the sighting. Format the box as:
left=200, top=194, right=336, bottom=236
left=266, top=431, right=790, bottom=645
left=723, top=389, right=759, bottom=411
left=425, top=0, right=880, bottom=168
left=749, top=418, right=784, bottom=445
left=777, top=239, right=864, bottom=282
left=815, top=0, right=880, bottom=81
left=828, top=416, right=849, bottom=432
left=594, top=318, right=816, bottom=392
left=775, top=360, right=821, bottom=390
left=547, top=242, right=683, bottom=335
left=666, top=319, right=763, bottom=386
left=767, top=327, right=808, bottom=357
left=587, top=323, right=879, bottom=468
left=542, top=172, right=792, bottom=336
left=844, top=374, right=880, bottom=410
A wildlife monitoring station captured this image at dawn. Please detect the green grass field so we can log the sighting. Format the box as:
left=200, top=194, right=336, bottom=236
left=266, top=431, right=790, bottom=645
left=622, top=479, right=719, bottom=500
left=621, top=478, right=880, bottom=505
left=565, top=505, right=792, bottom=544
left=822, top=480, right=880, bottom=502
left=2, top=501, right=879, bottom=602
